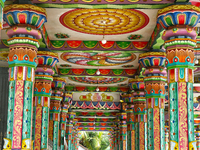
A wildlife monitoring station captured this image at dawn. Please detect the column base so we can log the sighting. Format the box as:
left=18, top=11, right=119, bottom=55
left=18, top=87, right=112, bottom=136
left=3, top=138, right=33, bottom=150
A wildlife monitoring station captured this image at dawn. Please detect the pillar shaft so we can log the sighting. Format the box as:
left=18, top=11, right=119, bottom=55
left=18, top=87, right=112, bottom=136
left=196, top=126, right=200, bottom=150
left=3, top=4, right=46, bottom=150
left=126, top=104, right=134, bottom=150
left=32, top=51, right=58, bottom=150
left=129, top=78, right=147, bottom=150
left=66, top=112, right=76, bottom=150
left=118, top=103, right=127, bottom=150
left=139, top=52, right=167, bottom=150
left=49, top=77, right=66, bottom=150
left=60, top=93, right=72, bottom=150
left=157, top=4, right=200, bottom=149
left=116, top=127, right=120, bottom=150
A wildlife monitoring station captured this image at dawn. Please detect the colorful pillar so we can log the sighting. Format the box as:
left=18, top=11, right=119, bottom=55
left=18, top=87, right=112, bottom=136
left=115, top=124, right=120, bottom=150
left=165, top=127, right=169, bottom=150
left=118, top=103, right=127, bottom=150
left=32, top=50, right=58, bottom=150
left=66, top=112, right=76, bottom=150
left=0, top=0, right=5, bottom=31
left=72, top=119, right=78, bottom=150
left=60, top=93, right=72, bottom=150
left=49, top=77, right=66, bottom=150
left=139, top=52, right=166, bottom=150
left=129, top=78, right=147, bottom=150
left=196, top=126, right=200, bottom=150
left=3, top=4, right=46, bottom=150
left=157, top=4, right=200, bottom=149
left=121, top=93, right=135, bottom=150
left=113, top=131, right=117, bottom=150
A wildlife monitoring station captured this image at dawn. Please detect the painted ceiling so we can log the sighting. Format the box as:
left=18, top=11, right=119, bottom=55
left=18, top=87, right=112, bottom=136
left=1, top=0, right=200, bottom=131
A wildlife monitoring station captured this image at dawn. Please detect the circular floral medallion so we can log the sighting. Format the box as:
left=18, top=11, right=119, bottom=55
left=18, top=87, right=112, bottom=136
left=68, top=77, right=127, bottom=84
left=60, top=9, right=149, bottom=35
left=60, top=52, right=136, bottom=66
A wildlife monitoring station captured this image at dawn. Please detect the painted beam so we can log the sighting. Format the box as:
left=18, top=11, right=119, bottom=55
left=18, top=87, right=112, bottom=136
left=71, top=101, right=121, bottom=110
left=58, top=68, right=137, bottom=77
left=65, top=86, right=129, bottom=93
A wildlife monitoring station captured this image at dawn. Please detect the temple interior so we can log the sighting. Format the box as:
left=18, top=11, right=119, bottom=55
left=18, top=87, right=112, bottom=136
left=1, top=0, right=200, bottom=150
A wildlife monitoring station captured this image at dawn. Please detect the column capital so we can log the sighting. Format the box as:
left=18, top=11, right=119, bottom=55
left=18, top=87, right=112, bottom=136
left=157, top=5, right=200, bottom=29
left=4, top=4, right=47, bottom=29
left=139, top=52, right=166, bottom=69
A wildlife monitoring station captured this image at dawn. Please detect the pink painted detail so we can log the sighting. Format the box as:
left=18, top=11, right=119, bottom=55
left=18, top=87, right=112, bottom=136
left=178, top=82, right=188, bottom=150
left=12, top=80, right=24, bottom=149
left=162, top=28, right=197, bottom=41
left=35, top=67, right=54, bottom=75
left=76, top=60, right=90, bottom=65
left=7, top=27, right=42, bottom=39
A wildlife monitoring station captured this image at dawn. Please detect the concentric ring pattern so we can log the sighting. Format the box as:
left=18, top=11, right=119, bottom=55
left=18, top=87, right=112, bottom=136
left=59, top=9, right=149, bottom=35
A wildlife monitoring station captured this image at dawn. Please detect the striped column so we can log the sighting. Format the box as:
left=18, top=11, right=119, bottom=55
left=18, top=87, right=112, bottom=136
left=115, top=125, right=120, bottom=150
left=158, top=5, right=200, bottom=149
left=60, top=93, right=72, bottom=150
left=118, top=103, right=127, bottom=150
left=32, top=50, right=58, bottom=150
left=139, top=52, right=166, bottom=150
left=66, top=112, right=76, bottom=150
left=126, top=103, right=134, bottom=150
left=3, top=4, right=46, bottom=150
left=121, top=94, right=134, bottom=150
left=196, top=126, right=200, bottom=150
left=129, top=78, right=147, bottom=150
left=49, top=77, right=66, bottom=150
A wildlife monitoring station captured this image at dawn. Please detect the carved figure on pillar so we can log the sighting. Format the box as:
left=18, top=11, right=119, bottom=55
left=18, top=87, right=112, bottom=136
left=139, top=52, right=167, bottom=150
left=157, top=4, right=200, bottom=150
left=129, top=78, right=147, bottom=150
left=3, top=4, right=47, bottom=150
left=32, top=50, right=58, bottom=150
left=49, top=77, right=66, bottom=150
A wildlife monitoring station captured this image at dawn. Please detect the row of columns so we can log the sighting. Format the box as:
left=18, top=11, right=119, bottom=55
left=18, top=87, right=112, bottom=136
left=2, top=2, right=200, bottom=150
left=1, top=3, right=80, bottom=150
left=111, top=4, right=200, bottom=150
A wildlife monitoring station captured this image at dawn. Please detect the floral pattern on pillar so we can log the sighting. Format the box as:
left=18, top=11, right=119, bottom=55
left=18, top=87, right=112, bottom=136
left=157, top=4, right=200, bottom=150
left=139, top=52, right=166, bottom=150
left=3, top=4, right=47, bottom=150
left=32, top=50, right=58, bottom=150
left=49, top=77, right=66, bottom=150
left=129, top=78, right=147, bottom=150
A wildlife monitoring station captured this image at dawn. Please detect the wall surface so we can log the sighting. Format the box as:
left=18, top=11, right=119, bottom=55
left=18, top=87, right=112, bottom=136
left=0, top=67, right=9, bottom=149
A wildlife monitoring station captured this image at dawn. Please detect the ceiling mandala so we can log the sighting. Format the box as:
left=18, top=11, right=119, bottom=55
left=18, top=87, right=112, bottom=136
left=59, top=9, right=149, bottom=35
left=68, top=77, right=127, bottom=84
left=60, top=52, right=136, bottom=66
